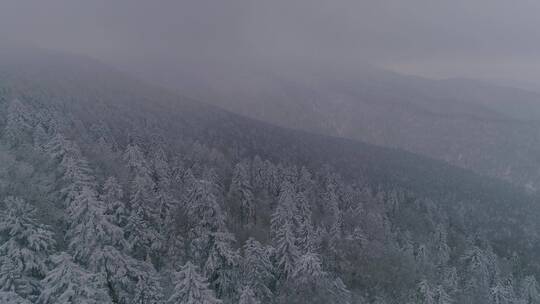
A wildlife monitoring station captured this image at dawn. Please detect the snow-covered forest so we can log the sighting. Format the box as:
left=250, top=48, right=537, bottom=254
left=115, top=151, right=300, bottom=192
left=0, top=52, right=539, bottom=304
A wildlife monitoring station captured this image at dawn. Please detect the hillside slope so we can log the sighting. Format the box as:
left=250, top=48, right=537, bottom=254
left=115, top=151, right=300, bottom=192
left=140, top=60, right=540, bottom=191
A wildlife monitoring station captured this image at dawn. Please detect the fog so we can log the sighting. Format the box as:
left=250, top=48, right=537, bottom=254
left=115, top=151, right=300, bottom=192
left=2, top=0, right=540, bottom=88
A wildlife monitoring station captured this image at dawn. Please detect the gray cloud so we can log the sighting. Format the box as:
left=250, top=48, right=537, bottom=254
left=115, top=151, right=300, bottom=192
left=2, top=0, right=540, bottom=85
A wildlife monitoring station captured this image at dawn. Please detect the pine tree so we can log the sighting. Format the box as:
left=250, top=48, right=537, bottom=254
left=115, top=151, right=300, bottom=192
left=125, top=166, right=161, bottom=259
left=47, top=135, right=95, bottom=209
left=37, top=253, right=111, bottom=304
left=228, top=161, right=255, bottom=226
left=416, top=280, right=435, bottom=304
left=66, top=186, right=126, bottom=266
left=3, top=99, right=34, bottom=146
left=521, top=275, right=540, bottom=304
left=442, top=267, right=459, bottom=294
left=185, top=179, right=227, bottom=262
left=291, top=252, right=350, bottom=304
left=242, top=238, right=273, bottom=302
left=131, top=271, right=164, bottom=304
left=204, top=232, right=240, bottom=301
left=293, top=252, right=325, bottom=283
left=33, top=123, right=50, bottom=152
left=168, top=262, right=221, bottom=304
left=0, top=291, right=32, bottom=304
left=461, top=246, right=490, bottom=294
left=432, top=224, right=450, bottom=266
left=271, top=184, right=300, bottom=283
left=273, top=220, right=299, bottom=283
left=238, top=286, right=260, bottom=304
left=152, top=147, right=176, bottom=234
left=101, top=177, right=128, bottom=226
left=293, top=191, right=315, bottom=254
left=0, top=197, right=55, bottom=300
left=490, top=281, right=512, bottom=304
left=434, top=285, right=452, bottom=304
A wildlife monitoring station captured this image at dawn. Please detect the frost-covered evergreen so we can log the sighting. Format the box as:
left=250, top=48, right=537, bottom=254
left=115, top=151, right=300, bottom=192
left=101, top=177, right=128, bottom=226
left=238, top=286, right=259, bottom=304
left=0, top=197, right=55, bottom=300
left=521, top=275, right=540, bottom=304
left=37, top=253, right=111, bottom=304
left=415, top=279, right=435, bottom=304
left=228, top=161, right=255, bottom=227
left=0, top=291, right=32, bottom=304
left=168, top=262, right=221, bottom=304
left=131, top=271, right=164, bottom=304
left=4, top=99, right=34, bottom=146
left=242, top=238, right=273, bottom=302
left=204, top=232, right=240, bottom=302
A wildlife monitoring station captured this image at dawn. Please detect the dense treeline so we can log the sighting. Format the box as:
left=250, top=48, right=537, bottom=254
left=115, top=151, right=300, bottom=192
left=0, top=80, right=539, bottom=303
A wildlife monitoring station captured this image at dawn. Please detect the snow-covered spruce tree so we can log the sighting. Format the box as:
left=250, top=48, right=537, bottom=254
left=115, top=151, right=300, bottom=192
left=151, top=147, right=176, bottom=234
left=432, top=224, right=450, bottom=266
left=288, top=252, right=350, bottom=304
left=271, top=182, right=300, bottom=283
left=461, top=245, right=491, bottom=300
left=227, top=161, right=255, bottom=227
left=0, top=196, right=55, bottom=300
left=101, top=176, right=128, bottom=227
left=185, top=178, right=227, bottom=262
left=415, top=279, right=435, bottom=304
left=37, top=253, right=111, bottom=304
left=442, top=267, right=459, bottom=294
left=293, top=191, right=315, bottom=254
left=242, top=238, right=274, bottom=302
left=521, top=275, right=540, bottom=304
left=490, top=280, right=514, bottom=304
left=238, top=286, right=259, bottom=304
left=68, top=180, right=162, bottom=303
left=3, top=99, right=34, bottom=146
left=131, top=270, right=164, bottom=304
left=434, top=285, right=453, bottom=304
left=33, top=123, right=50, bottom=152
left=168, top=262, right=221, bottom=304
left=124, top=144, right=162, bottom=260
left=323, top=178, right=344, bottom=273
left=66, top=185, right=126, bottom=265
left=204, top=231, right=240, bottom=302
left=0, top=291, right=32, bottom=304
left=45, top=134, right=95, bottom=208
left=56, top=141, right=160, bottom=303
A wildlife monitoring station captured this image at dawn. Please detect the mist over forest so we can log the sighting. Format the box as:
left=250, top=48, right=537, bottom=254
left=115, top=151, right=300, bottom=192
left=1, top=1, right=540, bottom=304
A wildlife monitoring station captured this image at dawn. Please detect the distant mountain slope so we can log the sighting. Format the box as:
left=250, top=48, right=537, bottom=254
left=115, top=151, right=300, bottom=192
left=139, top=60, right=540, bottom=191
left=0, top=46, right=533, bottom=204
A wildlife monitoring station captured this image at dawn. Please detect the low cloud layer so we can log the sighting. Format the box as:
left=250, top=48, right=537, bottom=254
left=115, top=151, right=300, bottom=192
left=2, top=0, right=540, bottom=86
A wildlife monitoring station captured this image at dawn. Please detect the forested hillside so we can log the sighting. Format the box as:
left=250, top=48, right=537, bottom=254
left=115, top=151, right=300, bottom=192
left=147, top=60, right=540, bottom=192
left=0, top=48, right=539, bottom=303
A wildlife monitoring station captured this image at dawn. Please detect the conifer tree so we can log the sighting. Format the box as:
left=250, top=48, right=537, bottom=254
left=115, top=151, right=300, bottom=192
left=3, top=99, right=34, bottom=146
left=0, top=291, right=32, bottom=304
left=242, top=238, right=273, bottom=302
left=101, top=177, right=128, bottom=226
left=228, top=161, right=255, bottom=227
left=0, top=197, right=55, bottom=300
left=238, top=286, right=259, bottom=304
left=168, top=262, right=221, bottom=304
left=271, top=182, right=300, bottom=282
left=434, top=285, right=453, bottom=304
left=38, top=253, right=111, bottom=304
left=415, top=279, right=435, bottom=304
left=521, top=275, right=540, bottom=304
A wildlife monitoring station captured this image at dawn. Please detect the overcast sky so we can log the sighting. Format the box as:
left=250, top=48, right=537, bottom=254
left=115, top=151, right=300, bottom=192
left=2, top=0, right=540, bottom=87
